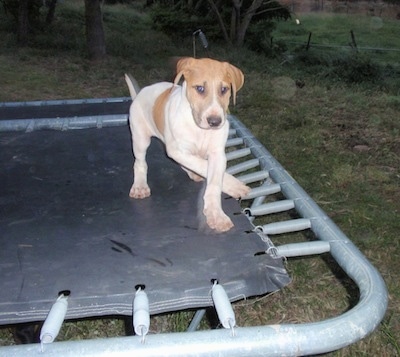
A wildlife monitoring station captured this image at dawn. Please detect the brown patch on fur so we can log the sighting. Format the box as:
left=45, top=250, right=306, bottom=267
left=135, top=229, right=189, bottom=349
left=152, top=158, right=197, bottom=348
left=153, top=88, right=171, bottom=135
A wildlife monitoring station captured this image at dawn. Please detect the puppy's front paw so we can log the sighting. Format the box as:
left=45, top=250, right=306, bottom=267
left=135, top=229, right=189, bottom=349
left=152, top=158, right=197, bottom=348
left=204, top=208, right=234, bottom=232
left=224, top=176, right=251, bottom=199
left=129, top=184, right=151, bottom=199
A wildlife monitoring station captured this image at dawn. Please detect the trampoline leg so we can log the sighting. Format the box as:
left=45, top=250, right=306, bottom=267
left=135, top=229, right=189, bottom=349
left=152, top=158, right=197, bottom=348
left=187, top=309, right=207, bottom=332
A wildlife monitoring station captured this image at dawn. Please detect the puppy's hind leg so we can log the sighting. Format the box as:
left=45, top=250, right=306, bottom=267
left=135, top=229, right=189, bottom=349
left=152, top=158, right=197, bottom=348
left=129, top=130, right=152, bottom=199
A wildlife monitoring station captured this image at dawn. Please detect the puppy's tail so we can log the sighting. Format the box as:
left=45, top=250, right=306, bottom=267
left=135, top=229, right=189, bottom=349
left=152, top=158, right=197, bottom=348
left=124, top=73, right=140, bottom=100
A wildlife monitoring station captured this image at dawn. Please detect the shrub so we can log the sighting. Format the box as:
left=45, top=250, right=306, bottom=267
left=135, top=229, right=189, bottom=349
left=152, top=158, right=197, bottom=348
left=0, top=0, right=43, bottom=32
left=293, top=48, right=383, bottom=84
left=333, top=54, right=382, bottom=84
left=29, top=5, right=85, bottom=51
left=245, top=20, right=283, bottom=56
left=149, top=4, right=207, bottom=39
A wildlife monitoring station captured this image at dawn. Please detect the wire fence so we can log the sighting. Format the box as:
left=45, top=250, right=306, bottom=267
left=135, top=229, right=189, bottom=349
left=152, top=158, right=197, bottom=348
left=285, top=31, right=400, bottom=52
left=276, top=30, right=400, bottom=68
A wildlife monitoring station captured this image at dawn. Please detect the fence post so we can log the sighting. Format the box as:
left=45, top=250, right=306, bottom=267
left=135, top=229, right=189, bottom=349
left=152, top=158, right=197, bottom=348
left=350, top=30, right=358, bottom=51
left=306, top=32, right=312, bottom=50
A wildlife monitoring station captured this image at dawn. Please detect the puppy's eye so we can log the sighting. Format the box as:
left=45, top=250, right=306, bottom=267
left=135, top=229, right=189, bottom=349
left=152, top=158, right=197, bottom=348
left=221, top=86, right=229, bottom=95
left=195, top=85, right=205, bottom=94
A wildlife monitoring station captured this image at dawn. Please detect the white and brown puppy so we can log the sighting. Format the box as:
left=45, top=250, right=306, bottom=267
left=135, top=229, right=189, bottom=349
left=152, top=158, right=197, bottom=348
left=125, top=57, right=250, bottom=232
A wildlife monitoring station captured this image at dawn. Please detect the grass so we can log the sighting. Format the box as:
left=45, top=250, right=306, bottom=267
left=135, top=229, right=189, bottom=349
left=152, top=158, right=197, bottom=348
left=273, top=13, right=400, bottom=65
left=0, top=1, right=399, bottom=355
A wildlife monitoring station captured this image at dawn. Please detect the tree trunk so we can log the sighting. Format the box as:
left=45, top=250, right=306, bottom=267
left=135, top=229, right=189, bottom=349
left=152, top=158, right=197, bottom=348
left=231, top=0, right=241, bottom=42
left=46, top=0, right=58, bottom=25
left=17, top=0, right=30, bottom=45
left=236, top=0, right=263, bottom=47
left=84, top=0, right=106, bottom=60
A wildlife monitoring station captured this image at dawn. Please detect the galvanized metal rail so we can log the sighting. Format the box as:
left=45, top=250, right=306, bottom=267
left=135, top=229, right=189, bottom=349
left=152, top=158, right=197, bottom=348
left=0, top=98, right=388, bottom=356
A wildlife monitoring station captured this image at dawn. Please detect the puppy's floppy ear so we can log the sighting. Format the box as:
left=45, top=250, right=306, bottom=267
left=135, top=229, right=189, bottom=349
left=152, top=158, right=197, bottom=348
left=226, top=63, right=244, bottom=105
left=173, top=57, right=195, bottom=85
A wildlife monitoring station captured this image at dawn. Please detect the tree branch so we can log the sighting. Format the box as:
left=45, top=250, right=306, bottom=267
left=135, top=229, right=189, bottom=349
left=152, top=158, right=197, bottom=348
left=207, top=0, right=231, bottom=45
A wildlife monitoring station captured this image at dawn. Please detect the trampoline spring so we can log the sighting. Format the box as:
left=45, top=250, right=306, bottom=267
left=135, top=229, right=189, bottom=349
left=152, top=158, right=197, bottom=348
left=266, top=246, right=280, bottom=258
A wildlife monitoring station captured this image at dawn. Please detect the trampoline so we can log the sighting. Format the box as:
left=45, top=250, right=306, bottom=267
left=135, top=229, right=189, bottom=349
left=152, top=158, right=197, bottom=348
left=0, top=97, right=388, bottom=356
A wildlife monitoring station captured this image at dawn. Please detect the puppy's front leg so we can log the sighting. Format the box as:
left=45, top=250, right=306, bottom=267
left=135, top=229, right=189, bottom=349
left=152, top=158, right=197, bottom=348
left=203, top=151, right=234, bottom=232
left=129, top=131, right=151, bottom=199
left=167, top=147, right=233, bottom=232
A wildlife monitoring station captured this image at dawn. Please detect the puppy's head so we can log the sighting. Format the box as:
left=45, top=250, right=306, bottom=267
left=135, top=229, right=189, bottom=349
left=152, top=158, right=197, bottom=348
left=174, top=57, right=244, bottom=130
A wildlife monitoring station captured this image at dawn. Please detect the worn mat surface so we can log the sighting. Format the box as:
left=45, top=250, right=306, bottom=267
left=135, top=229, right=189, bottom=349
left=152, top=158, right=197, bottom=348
left=0, top=125, right=290, bottom=324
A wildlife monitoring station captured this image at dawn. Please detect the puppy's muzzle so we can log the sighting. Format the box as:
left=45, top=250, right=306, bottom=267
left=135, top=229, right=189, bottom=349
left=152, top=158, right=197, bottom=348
left=207, top=115, right=222, bottom=128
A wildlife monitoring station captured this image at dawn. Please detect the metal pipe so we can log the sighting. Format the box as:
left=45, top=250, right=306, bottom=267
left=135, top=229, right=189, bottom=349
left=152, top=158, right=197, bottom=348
left=0, top=97, right=131, bottom=108
left=226, top=158, right=259, bottom=175
left=225, top=137, right=243, bottom=147
left=0, top=115, right=128, bottom=132
left=245, top=199, right=294, bottom=216
left=226, top=148, right=251, bottom=161
left=187, top=309, right=206, bottom=332
left=236, top=170, right=269, bottom=184
left=276, top=241, right=331, bottom=257
left=259, top=218, right=311, bottom=235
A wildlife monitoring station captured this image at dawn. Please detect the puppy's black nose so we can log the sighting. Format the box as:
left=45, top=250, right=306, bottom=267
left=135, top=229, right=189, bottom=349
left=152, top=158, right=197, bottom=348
left=207, top=115, right=222, bottom=127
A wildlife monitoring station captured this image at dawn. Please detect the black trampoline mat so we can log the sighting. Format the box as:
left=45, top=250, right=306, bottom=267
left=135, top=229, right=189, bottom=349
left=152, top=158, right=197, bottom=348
left=0, top=125, right=290, bottom=324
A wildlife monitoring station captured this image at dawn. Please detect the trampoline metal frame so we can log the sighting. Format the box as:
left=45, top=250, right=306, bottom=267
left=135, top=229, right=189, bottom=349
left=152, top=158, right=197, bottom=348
left=0, top=98, right=388, bottom=356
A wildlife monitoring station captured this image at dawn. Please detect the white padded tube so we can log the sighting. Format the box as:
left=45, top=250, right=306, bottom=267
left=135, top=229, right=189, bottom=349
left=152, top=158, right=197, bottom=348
left=40, top=294, right=68, bottom=344
left=212, top=283, right=236, bottom=330
left=133, top=289, right=150, bottom=337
